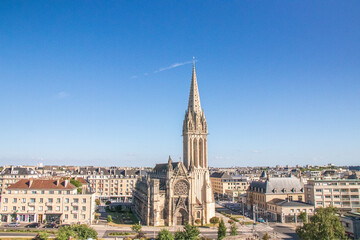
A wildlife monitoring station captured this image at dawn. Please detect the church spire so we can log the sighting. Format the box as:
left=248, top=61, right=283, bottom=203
left=188, top=63, right=202, bottom=114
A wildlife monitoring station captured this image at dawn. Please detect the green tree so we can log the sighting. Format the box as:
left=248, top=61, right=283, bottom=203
left=131, top=223, right=142, bottom=235
left=157, top=228, right=174, bottom=240
left=56, top=224, right=97, bottom=240
left=299, top=211, right=307, bottom=223
left=210, top=216, right=220, bottom=226
left=174, top=223, right=200, bottom=240
left=34, top=231, right=49, bottom=240
left=262, top=233, right=271, bottom=240
left=105, top=200, right=111, bottom=205
left=70, top=178, right=82, bottom=188
left=217, top=218, right=226, bottom=240
left=296, top=206, right=347, bottom=240
left=107, top=215, right=113, bottom=223
left=230, top=222, right=238, bottom=236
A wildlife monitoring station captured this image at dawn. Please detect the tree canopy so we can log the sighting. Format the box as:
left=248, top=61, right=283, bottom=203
left=174, top=223, right=200, bottom=240
left=296, top=206, right=347, bottom=240
left=55, top=224, right=97, bottom=240
left=217, top=218, right=226, bottom=240
left=158, top=228, right=174, bottom=240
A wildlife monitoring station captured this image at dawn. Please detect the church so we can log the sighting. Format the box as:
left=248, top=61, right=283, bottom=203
left=133, top=64, right=215, bottom=226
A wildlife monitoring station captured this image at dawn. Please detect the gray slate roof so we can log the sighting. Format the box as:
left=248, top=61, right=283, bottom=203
left=249, top=177, right=303, bottom=194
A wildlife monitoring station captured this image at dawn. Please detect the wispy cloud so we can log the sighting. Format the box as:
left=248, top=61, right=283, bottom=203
left=55, top=91, right=69, bottom=99
left=154, top=60, right=195, bottom=73
left=130, top=75, right=138, bottom=79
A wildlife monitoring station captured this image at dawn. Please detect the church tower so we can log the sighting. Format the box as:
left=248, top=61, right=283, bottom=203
left=183, top=63, right=215, bottom=223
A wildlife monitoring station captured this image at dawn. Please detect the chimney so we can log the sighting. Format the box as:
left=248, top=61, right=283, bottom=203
left=56, top=179, right=60, bottom=186
left=64, top=179, right=69, bottom=187
left=29, top=179, right=33, bottom=188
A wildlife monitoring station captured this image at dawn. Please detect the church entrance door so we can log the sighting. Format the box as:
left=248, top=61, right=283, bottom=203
left=176, top=209, right=188, bottom=225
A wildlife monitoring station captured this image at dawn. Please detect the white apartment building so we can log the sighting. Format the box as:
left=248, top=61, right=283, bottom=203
left=0, top=179, right=95, bottom=224
left=305, top=179, right=360, bottom=213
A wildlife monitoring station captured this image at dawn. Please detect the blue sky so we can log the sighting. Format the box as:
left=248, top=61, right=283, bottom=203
left=0, top=1, right=359, bottom=167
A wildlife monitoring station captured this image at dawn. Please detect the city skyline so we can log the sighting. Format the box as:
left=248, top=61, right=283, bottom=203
left=1, top=1, right=360, bottom=167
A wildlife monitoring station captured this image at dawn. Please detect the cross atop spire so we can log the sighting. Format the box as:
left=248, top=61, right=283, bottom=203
left=188, top=62, right=202, bottom=113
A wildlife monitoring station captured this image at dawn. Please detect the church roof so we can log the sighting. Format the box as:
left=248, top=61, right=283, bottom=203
left=153, top=162, right=180, bottom=172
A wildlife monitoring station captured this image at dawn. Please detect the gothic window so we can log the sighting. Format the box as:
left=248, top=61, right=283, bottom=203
left=197, top=211, right=201, bottom=218
left=174, top=181, right=189, bottom=195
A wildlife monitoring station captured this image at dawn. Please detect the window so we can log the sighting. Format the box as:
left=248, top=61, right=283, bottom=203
left=3, top=206, right=7, bottom=211
left=82, top=206, right=86, bottom=211
left=49, top=191, right=54, bottom=194
left=28, top=206, right=35, bottom=211
left=56, top=206, right=60, bottom=211
left=73, top=206, right=78, bottom=211
left=41, top=190, right=45, bottom=194
left=40, top=198, right=43, bottom=203
left=13, top=198, right=17, bottom=203
left=65, top=206, right=69, bottom=211
left=48, top=198, right=53, bottom=203
left=73, top=198, right=79, bottom=203
left=81, top=214, right=86, bottom=220
left=82, top=198, right=86, bottom=203
left=290, top=209, right=294, bottom=213
left=298, top=196, right=303, bottom=201
left=30, top=198, right=35, bottom=203
left=65, top=198, right=69, bottom=203
left=22, top=206, right=25, bottom=211
left=39, top=206, right=43, bottom=211
left=73, top=214, right=77, bottom=219
left=289, top=196, right=293, bottom=201
left=32, top=190, right=37, bottom=194
left=58, top=191, right=61, bottom=194
left=22, top=198, right=26, bottom=203
left=13, top=206, right=16, bottom=211
left=64, top=214, right=68, bottom=219
left=47, top=206, right=52, bottom=211
left=57, top=198, right=61, bottom=203
left=4, top=198, right=8, bottom=203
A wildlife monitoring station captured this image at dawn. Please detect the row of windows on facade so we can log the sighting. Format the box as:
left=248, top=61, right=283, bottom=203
left=86, top=175, right=137, bottom=179
left=7, top=190, right=75, bottom=194
left=3, top=205, right=87, bottom=212
left=313, top=188, right=359, bottom=192
left=90, top=179, right=135, bottom=183
left=315, top=201, right=356, bottom=206
left=267, top=205, right=313, bottom=213
left=3, top=198, right=87, bottom=203
left=314, top=195, right=359, bottom=199
left=313, top=182, right=360, bottom=186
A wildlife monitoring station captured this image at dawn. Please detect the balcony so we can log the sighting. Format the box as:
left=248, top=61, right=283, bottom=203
left=71, top=202, right=79, bottom=206
left=71, top=210, right=78, bottom=214
left=28, top=202, right=36, bottom=206
left=45, top=202, right=53, bottom=206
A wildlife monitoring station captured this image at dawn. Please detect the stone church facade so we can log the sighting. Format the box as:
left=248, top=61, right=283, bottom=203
left=133, top=64, right=215, bottom=226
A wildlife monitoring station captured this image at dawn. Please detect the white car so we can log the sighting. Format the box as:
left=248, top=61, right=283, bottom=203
left=7, top=222, right=20, bottom=227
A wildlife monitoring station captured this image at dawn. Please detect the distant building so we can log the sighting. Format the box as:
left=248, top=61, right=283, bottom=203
left=341, top=211, right=360, bottom=240
left=247, top=177, right=305, bottom=218
left=210, top=172, right=250, bottom=201
left=0, top=179, right=95, bottom=224
left=305, top=179, right=360, bottom=213
left=133, top=64, right=215, bottom=226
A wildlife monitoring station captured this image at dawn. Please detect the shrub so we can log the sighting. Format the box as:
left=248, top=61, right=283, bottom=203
left=217, top=219, right=226, bottom=240
left=158, top=228, right=174, bottom=240
left=105, top=200, right=111, bottom=205
left=34, top=231, right=49, bottom=240
left=210, top=217, right=219, bottom=226
left=107, top=215, right=113, bottom=223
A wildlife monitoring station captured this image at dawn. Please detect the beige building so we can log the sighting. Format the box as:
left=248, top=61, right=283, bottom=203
left=134, top=64, right=215, bottom=226
left=0, top=179, right=95, bottom=224
left=0, top=167, right=39, bottom=195
left=210, top=172, right=250, bottom=201
left=267, top=198, right=314, bottom=223
left=73, top=167, right=143, bottom=203
left=305, top=179, right=360, bottom=213
left=247, top=177, right=305, bottom=218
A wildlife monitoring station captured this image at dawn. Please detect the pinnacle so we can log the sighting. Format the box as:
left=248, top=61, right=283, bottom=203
left=188, top=63, right=202, bottom=114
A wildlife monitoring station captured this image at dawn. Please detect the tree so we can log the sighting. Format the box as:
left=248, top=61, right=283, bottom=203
left=174, top=223, right=200, bottom=240
left=210, top=216, right=220, bottom=226
left=230, top=222, right=238, bottom=236
left=105, top=200, right=111, bottom=205
left=157, top=228, right=174, bottom=240
left=299, top=211, right=307, bottom=223
left=131, top=223, right=142, bottom=235
left=95, top=199, right=101, bottom=206
left=217, top=218, right=226, bottom=240
left=296, top=206, right=347, bottom=240
left=56, top=224, right=97, bottom=240
left=107, top=215, right=113, bottom=223
left=34, top=231, right=49, bottom=240
left=262, top=233, right=271, bottom=240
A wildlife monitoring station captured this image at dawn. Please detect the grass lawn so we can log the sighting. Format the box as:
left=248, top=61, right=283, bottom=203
left=106, top=209, right=139, bottom=225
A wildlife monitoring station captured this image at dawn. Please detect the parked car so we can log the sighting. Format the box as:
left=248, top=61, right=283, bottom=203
left=44, top=223, right=57, bottom=228
left=257, top=217, right=265, bottom=223
left=25, top=222, right=41, bottom=228
left=7, top=222, right=20, bottom=227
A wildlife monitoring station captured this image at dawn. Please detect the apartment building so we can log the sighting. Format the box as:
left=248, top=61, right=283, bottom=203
left=210, top=172, right=250, bottom=201
left=0, top=167, right=39, bottom=195
left=0, top=179, right=95, bottom=224
left=341, top=211, right=360, bottom=240
left=247, top=177, right=305, bottom=218
left=73, top=167, right=145, bottom=203
left=305, top=179, right=360, bottom=213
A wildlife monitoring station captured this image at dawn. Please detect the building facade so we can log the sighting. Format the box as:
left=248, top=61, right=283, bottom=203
left=133, top=64, right=215, bottom=226
left=0, top=167, right=39, bottom=195
left=210, top=172, right=250, bottom=201
left=267, top=198, right=314, bottom=223
left=0, top=179, right=95, bottom=224
left=247, top=177, right=305, bottom=218
left=305, top=179, right=360, bottom=213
